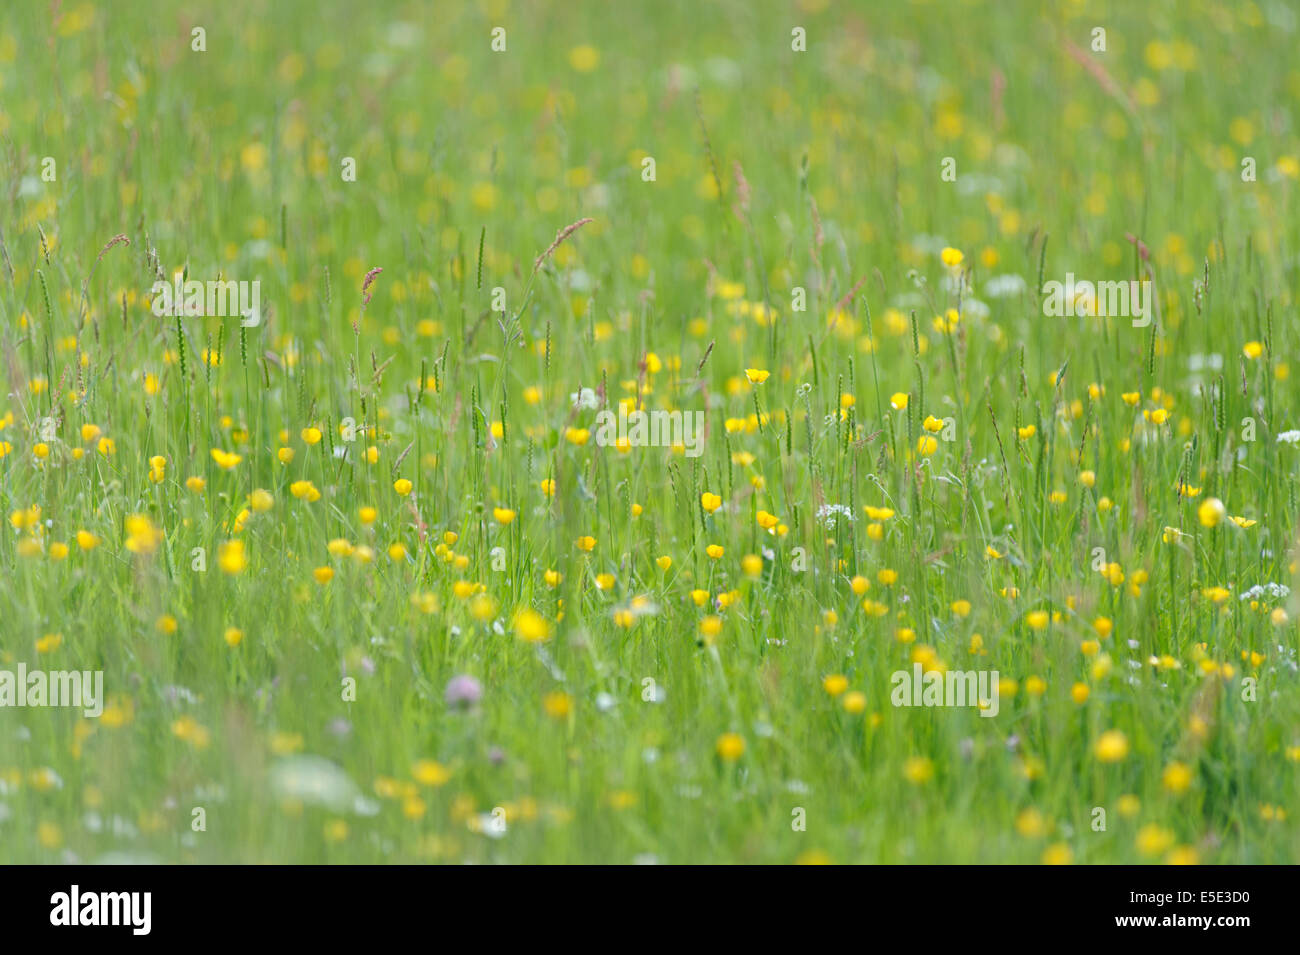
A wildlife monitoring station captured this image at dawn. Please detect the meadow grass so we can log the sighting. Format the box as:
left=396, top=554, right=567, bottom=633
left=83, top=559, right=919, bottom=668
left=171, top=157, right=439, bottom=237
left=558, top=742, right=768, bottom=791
left=0, top=0, right=1298, bottom=863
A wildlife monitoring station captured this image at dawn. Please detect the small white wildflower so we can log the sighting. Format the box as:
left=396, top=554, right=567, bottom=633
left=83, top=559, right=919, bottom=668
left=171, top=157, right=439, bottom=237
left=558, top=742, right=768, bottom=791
left=985, top=274, right=1028, bottom=299
left=816, top=503, right=854, bottom=528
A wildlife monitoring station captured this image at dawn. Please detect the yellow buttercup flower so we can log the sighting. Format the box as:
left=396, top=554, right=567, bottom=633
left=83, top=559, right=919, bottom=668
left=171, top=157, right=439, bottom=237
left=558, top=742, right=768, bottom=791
left=1093, top=729, right=1129, bottom=763
left=1197, top=497, right=1225, bottom=528
left=514, top=609, right=553, bottom=642
left=218, top=539, right=248, bottom=574
left=715, top=732, right=745, bottom=761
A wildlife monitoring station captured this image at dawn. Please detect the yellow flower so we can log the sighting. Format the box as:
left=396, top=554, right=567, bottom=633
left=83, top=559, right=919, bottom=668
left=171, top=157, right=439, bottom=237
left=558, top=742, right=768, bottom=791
left=1162, top=761, right=1193, bottom=794
left=1026, top=610, right=1049, bottom=630
left=705, top=544, right=724, bottom=559
left=903, top=756, right=934, bottom=784
left=410, top=592, right=439, bottom=614
left=889, top=392, right=909, bottom=410
left=1243, top=341, right=1263, bottom=359
left=493, top=507, right=517, bottom=525
left=744, top=368, right=770, bottom=384
left=301, top=426, right=322, bottom=445
left=313, top=566, right=334, bottom=585
left=940, top=247, right=964, bottom=267
left=822, top=674, right=849, bottom=697
left=393, top=478, right=413, bottom=496
left=656, top=555, right=672, bottom=571
left=1093, top=729, right=1129, bottom=762
left=543, top=691, right=573, bottom=719
left=700, top=492, right=722, bottom=513
left=217, top=540, right=248, bottom=574
left=37, top=821, right=63, bottom=849
left=1041, top=843, right=1073, bottom=865
left=567, top=44, right=600, bottom=72
left=210, top=448, right=242, bottom=470
left=469, top=593, right=499, bottom=621
left=740, top=553, right=762, bottom=577
left=841, top=691, right=867, bottom=714
left=514, top=608, right=553, bottom=642
left=575, top=535, right=596, bottom=552
left=124, top=514, right=163, bottom=555
left=413, top=759, right=452, bottom=787
left=564, top=427, right=590, bottom=446
left=1197, top=497, right=1225, bottom=528
left=951, top=599, right=972, bottom=617
left=1015, top=807, right=1048, bottom=837
left=916, top=435, right=938, bottom=456
left=1166, top=845, right=1199, bottom=866
left=223, top=626, right=244, bottom=648
left=323, top=820, right=348, bottom=842
left=1135, top=824, right=1174, bottom=857
left=715, top=732, right=745, bottom=761
left=289, top=480, right=320, bottom=501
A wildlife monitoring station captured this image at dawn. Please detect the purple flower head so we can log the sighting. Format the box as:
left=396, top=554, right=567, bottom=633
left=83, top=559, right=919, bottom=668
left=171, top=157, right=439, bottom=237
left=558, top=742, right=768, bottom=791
left=445, top=674, right=483, bottom=711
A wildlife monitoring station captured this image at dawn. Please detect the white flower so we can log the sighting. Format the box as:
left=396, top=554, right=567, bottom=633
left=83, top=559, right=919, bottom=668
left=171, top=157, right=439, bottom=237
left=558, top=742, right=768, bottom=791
left=475, top=813, right=508, bottom=838
left=1277, top=430, right=1300, bottom=445
left=1240, top=583, right=1290, bottom=601
left=269, top=756, right=360, bottom=812
left=985, top=274, right=1028, bottom=298
left=816, top=503, right=854, bottom=527
left=570, top=387, right=599, bottom=411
